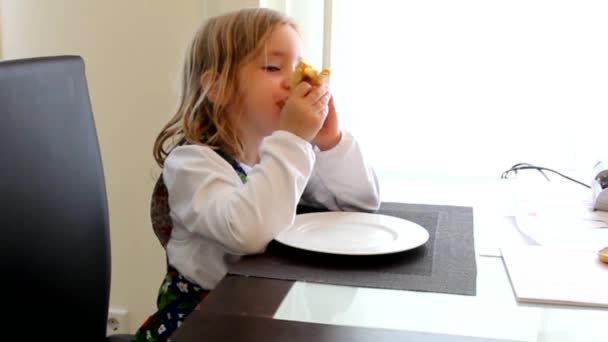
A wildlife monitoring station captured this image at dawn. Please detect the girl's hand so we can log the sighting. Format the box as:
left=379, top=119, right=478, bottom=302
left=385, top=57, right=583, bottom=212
left=279, top=83, right=330, bottom=142
left=312, top=96, right=341, bottom=151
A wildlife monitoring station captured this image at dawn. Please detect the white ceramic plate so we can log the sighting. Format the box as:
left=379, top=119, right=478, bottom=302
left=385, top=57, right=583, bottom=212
left=275, top=211, right=430, bottom=255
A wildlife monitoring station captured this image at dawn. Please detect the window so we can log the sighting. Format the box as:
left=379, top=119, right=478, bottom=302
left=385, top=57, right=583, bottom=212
left=328, top=0, right=607, bottom=182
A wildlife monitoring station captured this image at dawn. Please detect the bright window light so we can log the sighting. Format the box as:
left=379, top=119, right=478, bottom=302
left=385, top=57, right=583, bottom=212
left=330, top=0, right=607, bottom=182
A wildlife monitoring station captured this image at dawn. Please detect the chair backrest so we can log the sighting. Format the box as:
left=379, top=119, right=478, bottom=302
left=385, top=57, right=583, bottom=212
left=0, top=56, right=111, bottom=340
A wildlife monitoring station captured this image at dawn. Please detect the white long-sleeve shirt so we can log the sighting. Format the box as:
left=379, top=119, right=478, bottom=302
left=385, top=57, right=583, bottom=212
left=163, top=130, right=380, bottom=289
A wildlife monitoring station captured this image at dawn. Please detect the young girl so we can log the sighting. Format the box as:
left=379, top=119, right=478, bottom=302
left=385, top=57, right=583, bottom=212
left=134, top=7, right=380, bottom=341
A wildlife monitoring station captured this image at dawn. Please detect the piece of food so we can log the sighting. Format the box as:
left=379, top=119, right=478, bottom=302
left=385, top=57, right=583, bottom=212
left=290, top=61, right=330, bottom=89
left=600, top=247, right=608, bottom=264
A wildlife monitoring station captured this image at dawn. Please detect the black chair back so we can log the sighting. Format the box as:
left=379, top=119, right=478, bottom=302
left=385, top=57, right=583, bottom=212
left=1, top=56, right=112, bottom=340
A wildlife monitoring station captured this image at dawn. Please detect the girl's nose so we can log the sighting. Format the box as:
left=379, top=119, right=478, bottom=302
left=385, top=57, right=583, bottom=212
left=281, top=73, right=291, bottom=90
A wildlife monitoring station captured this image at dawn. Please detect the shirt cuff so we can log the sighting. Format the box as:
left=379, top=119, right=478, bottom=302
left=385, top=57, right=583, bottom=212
left=315, top=130, right=353, bottom=162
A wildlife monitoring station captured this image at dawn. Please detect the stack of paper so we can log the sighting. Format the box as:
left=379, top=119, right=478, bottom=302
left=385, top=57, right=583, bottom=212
left=501, top=245, right=608, bottom=308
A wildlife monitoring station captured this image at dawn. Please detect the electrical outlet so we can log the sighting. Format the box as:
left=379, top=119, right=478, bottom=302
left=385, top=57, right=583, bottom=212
left=107, top=307, right=130, bottom=335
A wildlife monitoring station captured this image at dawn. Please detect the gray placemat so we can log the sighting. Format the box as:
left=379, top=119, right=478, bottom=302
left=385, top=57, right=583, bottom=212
left=228, top=202, right=477, bottom=295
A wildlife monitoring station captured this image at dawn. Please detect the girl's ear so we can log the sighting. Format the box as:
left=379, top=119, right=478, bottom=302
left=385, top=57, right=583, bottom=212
left=200, top=71, right=220, bottom=104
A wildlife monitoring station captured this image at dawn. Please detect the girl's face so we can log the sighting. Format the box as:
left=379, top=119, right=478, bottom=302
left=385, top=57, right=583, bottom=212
left=236, top=24, right=303, bottom=140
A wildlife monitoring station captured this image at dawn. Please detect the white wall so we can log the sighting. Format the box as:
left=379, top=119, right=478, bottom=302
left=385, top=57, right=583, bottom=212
left=207, top=0, right=259, bottom=14
left=0, top=3, right=3, bottom=57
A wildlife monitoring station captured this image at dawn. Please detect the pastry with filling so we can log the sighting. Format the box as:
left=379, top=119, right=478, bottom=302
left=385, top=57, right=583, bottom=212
left=290, top=61, right=330, bottom=89
left=600, top=246, right=608, bottom=264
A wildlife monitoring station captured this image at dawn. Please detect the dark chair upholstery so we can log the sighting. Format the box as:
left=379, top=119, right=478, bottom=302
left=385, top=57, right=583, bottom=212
left=0, top=56, right=133, bottom=342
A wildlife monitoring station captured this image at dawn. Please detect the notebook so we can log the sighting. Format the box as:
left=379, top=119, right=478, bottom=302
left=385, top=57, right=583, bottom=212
left=501, top=245, right=608, bottom=308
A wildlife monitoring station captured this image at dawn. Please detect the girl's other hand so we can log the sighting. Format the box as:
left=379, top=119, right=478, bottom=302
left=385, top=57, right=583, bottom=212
left=279, top=83, right=330, bottom=142
left=311, top=96, right=341, bottom=150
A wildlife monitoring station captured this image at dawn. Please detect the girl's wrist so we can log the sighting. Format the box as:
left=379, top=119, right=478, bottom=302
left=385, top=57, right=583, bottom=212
left=316, top=131, right=342, bottom=151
